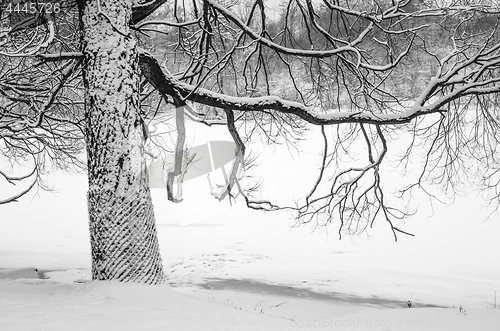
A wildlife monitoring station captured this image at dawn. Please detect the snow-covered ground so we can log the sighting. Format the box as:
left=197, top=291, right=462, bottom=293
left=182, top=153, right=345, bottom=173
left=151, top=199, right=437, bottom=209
left=1, top=123, right=499, bottom=330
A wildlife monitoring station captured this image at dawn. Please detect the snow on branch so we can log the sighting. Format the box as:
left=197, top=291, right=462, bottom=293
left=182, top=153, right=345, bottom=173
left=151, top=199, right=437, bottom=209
left=135, top=2, right=500, bottom=238
left=207, top=0, right=367, bottom=60
left=0, top=15, right=55, bottom=57
left=138, top=48, right=447, bottom=126
left=0, top=162, right=37, bottom=205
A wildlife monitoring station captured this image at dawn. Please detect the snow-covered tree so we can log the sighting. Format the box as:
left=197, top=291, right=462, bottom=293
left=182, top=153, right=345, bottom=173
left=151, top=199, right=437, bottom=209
left=1, top=0, right=500, bottom=283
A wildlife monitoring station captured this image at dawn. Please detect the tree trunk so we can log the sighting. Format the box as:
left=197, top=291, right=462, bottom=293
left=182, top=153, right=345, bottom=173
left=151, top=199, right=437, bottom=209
left=81, top=0, right=164, bottom=284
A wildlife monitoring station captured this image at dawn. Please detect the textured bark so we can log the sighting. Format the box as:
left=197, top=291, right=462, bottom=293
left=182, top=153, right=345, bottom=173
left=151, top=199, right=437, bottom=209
left=82, top=0, right=164, bottom=284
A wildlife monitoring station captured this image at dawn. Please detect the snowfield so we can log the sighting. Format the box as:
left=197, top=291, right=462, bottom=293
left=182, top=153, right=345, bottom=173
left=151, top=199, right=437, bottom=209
left=1, top=124, right=499, bottom=330
left=1, top=188, right=499, bottom=330
left=0, top=272, right=499, bottom=330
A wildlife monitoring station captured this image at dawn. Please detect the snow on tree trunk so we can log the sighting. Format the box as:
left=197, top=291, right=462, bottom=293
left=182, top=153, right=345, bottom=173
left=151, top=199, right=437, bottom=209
left=81, top=0, right=164, bottom=284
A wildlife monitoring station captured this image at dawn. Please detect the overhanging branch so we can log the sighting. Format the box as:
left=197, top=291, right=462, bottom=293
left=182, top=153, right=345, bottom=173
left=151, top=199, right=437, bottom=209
left=137, top=48, right=445, bottom=126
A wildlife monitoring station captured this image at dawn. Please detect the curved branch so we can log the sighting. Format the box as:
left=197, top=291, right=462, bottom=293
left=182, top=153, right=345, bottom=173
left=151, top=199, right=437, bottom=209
left=138, top=48, right=446, bottom=126
left=0, top=163, right=38, bottom=205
